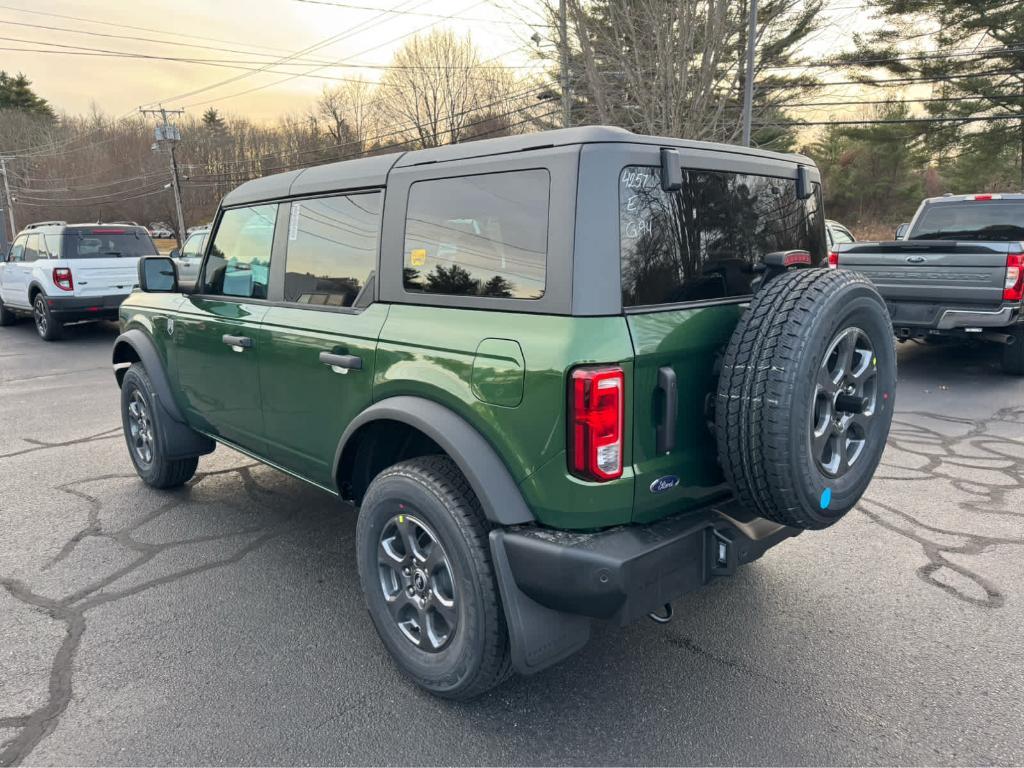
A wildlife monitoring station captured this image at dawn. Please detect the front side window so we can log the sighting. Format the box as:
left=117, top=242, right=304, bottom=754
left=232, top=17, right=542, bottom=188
left=284, top=192, right=381, bottom=307
left=181, top=233, right=207, bottom=259
left=403, top=170, right=549, bottom=300
left=620, top=166, right=826, bottom=307
left=202, top=205, right=277, bottom=299
left=9, top=235, right=27, bottom=262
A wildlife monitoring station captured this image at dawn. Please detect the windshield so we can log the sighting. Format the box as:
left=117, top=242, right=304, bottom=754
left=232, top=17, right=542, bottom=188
left=910, top=201, right=1024, bottom=242
left=60, top=229, right=158, bottom=259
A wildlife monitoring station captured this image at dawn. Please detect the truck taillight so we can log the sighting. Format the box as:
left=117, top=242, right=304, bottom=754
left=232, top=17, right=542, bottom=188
left=53, top=267, right=74, bottom=292
left=569, top=365, right=624, bottom=482
left=827, top=251, right=839, bottom=269
left=1005, top=253, right=1024, bottom=302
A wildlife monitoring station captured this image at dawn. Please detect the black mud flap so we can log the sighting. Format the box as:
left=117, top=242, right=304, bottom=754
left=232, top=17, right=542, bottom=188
left=489, top=529, right=591, bottom=676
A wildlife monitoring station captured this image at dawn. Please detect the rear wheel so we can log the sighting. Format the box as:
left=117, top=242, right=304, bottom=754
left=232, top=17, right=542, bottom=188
left=716, top=269, right=897, bottom=530
left=356, top=456, right=511, bottom=700
left=1003, top=326, right=1024, bottom=375
left=33, top=294, right=63, bottom=341
left=120, top=363, right=198, bottom=488
left=0, top=297, right=15, bottom=326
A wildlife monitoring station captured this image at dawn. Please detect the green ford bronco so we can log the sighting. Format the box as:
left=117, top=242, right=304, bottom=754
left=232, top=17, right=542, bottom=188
left=113, top=127, right=896, bottom=699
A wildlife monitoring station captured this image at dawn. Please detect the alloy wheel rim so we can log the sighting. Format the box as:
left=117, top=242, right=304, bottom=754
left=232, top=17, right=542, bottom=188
left=127, top=390, right=155, bottom=466
left=33, top=298, right=47, bottom=335
left=810, top=326, right=878, bottom=478
left=377, top=512, right=457, bottom=652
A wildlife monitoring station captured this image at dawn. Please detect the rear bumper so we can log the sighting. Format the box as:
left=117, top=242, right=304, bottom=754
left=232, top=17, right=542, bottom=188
left=886, top=300, right=1018, bottom=330
left=495, top=502, right=796, bottom=624
left=46, top=293, right=127, bottom=321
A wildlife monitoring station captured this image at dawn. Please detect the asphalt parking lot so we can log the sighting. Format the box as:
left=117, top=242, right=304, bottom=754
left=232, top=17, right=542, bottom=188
left=1, top=319, right=1022, bottom=766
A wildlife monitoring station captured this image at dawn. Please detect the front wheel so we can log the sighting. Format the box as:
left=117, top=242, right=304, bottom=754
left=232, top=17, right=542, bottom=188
left=356, top=456, right=511, bottom=700
left=120, top=363, right=198, bottom=488
left=33, top=294, right=63, bottom=341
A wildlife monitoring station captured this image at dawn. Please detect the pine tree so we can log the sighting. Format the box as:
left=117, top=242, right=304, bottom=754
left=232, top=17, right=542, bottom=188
left=0, top=71, right=56, bottom=120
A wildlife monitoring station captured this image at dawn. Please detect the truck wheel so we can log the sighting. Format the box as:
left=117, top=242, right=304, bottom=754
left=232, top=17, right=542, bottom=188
left=356, top=456, right=512, bottom=700
left=120, top=363, right=198, bottom=488
left=716, top=269, right=897, bottom=530
left=0, top=297, right=15, bottom=326
left=33, top=294, right=63, bottom=341
left=1003, top=327, right=1024, bottom=375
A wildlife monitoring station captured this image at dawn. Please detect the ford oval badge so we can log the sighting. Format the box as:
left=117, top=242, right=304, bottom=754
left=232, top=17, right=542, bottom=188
left=649, top=475, right=680, bottom=494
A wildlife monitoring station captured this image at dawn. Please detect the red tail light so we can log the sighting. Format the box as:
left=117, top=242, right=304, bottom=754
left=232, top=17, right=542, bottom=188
left=827, top=251, right=839, bottom=269
left=1004, top=253, right=1023, bottom=302
left=569, top=365, right=624, bottom=482
left=53, top=267, right=74, bottom=292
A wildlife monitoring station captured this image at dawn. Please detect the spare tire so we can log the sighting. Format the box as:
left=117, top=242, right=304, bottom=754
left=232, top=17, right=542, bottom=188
left=715, top=268, right=896, bottom=530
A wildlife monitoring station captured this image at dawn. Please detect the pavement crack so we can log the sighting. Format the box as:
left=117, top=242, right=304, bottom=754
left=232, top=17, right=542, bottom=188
left=0, top=429, right=121, bottom=461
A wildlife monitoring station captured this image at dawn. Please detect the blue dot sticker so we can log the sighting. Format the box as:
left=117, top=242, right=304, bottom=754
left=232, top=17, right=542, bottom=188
left=820, top=488, right=832, bottom=510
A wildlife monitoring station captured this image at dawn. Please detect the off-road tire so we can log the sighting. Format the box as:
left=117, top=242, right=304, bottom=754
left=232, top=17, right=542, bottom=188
left=33, top=293, right=63, bottom=341
left=0, top=297, right=15, bottom=326
left=716, top=269, right=897, bottom=530
left=120, top=363, right=198, bottom=488
left=1003, top=326, right=1024, bottom=375
left=356, top=456, right=512, bottom=700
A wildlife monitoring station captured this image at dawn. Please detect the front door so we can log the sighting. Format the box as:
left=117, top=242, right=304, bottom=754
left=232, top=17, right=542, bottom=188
left=257, top=192, right=386, bottom=488
left=1, top=235, right=33, bottom=308
left=172, top=203, right=279, bottom=454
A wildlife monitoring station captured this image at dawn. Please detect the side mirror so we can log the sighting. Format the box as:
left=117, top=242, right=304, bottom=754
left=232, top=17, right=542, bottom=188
left=169, top=248, right=180, bottom=259
left=138, top=256, right=179, bottom=293
left=895, top=223, right=909, bottom=239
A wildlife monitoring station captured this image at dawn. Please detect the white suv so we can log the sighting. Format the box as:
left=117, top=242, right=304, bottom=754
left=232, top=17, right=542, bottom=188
left=0, top=221, right=158, bottom=340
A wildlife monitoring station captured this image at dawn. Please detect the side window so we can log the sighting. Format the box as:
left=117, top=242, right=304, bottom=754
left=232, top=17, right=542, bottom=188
left=201, top=205, right=277, bottom=299
left=833, top=227, right=855, bottom=244
left=403, top=170, right=548, bottom=300
left=8, top=236, right=27, bottom=262
left=23, top=234, right=40, bottom=263
left=284, top=193, right=381, bottom=307
left=619, top=166, right=826, bottom=307
left=181, top=233, right=206, bottom=259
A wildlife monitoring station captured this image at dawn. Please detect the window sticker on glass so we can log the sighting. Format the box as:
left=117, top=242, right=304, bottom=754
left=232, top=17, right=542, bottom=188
left=410, top=248, right=427, bottom=267
left=289, top=202, right=302, bottom=241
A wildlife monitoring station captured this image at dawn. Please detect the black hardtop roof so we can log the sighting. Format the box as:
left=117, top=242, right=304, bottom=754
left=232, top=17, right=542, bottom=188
left=221, top=125, right=814, bottom=206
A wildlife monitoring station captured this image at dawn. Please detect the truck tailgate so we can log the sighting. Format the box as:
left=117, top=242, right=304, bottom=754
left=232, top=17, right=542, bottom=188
left=839, top=241, right=1012, bottom=307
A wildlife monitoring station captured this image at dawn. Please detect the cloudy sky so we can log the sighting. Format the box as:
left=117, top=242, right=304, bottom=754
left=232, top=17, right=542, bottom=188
left=2, top=0, right=547, bottom=121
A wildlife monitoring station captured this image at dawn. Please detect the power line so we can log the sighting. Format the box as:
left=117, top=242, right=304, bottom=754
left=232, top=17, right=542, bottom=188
left=764, top=113, right=1024, bottom=127
left=759, top=66, right=1024, bottom=90
left=290, top=0, right=504, bottom=23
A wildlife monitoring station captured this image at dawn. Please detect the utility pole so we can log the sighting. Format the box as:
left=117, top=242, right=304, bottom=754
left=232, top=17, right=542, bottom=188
left=558, top=0, right=571, bottom=128
left=741, top=0, right=759, bottom=147
left=140, top=106, right=186, bottom=244
left=0, top=155, right=16, bottom=247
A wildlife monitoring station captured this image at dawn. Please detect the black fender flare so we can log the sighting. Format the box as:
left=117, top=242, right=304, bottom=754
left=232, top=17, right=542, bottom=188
left=112, top=329, right=214, bottom=459
left=27, top=281, right=47, bottom=302
left=333, top=396, right=535, bottom=526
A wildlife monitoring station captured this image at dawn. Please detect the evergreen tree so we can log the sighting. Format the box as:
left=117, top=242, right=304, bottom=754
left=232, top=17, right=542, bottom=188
left=202, top=107, right=227, bottom=134
left=0, top=71, right=55, bottom=120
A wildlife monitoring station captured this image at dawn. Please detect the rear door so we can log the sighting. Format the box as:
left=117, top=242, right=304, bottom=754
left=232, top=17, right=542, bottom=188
left=61, top=227, right=157, bottom=298
left=258, top=192, right=387, bottom=489
left=615, top=154, right=827, bottom=523
left=172, top=204, right=281, bottom=454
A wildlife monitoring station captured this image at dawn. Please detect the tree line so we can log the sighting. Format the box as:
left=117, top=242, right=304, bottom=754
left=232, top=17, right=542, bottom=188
left=1, top=0, right=1022, bottom=241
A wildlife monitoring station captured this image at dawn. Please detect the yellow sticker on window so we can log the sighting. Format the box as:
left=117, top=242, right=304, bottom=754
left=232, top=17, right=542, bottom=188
left=410, top=248, right=427, bottom=267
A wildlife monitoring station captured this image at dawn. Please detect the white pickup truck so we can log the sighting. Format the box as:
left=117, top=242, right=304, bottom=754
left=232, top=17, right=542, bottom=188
left=0, top=221, right=158, bottom=340
left=833, top=193, right=1024, bottom=375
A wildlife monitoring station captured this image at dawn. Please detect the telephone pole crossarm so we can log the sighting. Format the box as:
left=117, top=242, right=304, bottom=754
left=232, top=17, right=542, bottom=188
left=140, top=107, right=187, bottom=243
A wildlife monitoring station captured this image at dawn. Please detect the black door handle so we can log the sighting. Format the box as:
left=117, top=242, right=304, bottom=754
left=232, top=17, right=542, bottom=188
left=320, top=351, right=362, bottom=371
left=222, top=334, right=253, bottom=349
left=656, top=365, right=677, bottom=454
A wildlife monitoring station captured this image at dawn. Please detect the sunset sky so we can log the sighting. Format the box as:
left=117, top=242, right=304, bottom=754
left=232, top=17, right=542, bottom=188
left=2, top=0, right=547, bottom=121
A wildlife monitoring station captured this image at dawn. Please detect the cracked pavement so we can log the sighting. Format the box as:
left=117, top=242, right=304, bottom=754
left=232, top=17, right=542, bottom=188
left=1, top=320, right=1023, bottom=766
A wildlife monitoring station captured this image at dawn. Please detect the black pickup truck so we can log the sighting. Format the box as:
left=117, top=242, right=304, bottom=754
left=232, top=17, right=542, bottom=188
left=833, top=193, right=1024, bottom=375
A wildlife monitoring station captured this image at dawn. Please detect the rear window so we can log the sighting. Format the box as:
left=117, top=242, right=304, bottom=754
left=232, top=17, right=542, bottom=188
left=910, top=200, right=1024, bottom=241
left=620, top=166, right=826, bottom=307
left=402, top=170, right=549, bottom=300
left=58, top=229, right=158, bottom=259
